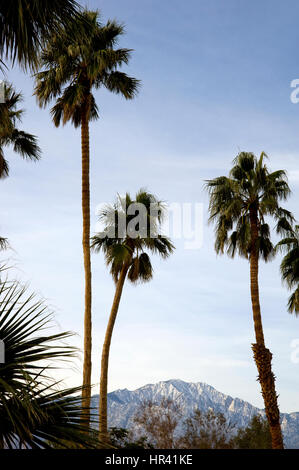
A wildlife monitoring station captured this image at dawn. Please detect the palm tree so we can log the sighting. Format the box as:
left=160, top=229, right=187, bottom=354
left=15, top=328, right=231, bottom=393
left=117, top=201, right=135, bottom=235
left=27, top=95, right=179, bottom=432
left=276, top=225, right=299, bottom=315
left=0, top=82, right=41, bottom=178
left=34, top=10, right=140, bottom=419
left=206, top=151, right=294, bottom=449
left=0, top=0, right=81, bottom=70
left=91, top=189, right=174, bottom=444
left=0, top=270, right=98, bottom=449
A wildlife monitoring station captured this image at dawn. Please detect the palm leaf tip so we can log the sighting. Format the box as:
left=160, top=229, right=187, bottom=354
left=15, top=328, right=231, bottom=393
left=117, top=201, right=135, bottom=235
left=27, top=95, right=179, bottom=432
left=287, top=287, right=299, bottom=315
left=0, top=237, right=8, bottom=250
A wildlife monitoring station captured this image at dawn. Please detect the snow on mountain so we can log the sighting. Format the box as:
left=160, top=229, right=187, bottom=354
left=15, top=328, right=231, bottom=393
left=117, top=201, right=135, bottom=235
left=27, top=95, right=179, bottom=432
left=91, top=379, right=299, bottom=448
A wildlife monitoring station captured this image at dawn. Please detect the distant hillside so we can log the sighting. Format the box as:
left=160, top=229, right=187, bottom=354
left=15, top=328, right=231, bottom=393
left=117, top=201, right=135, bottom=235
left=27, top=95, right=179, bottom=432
left=91, top=379, right=299, bottom=448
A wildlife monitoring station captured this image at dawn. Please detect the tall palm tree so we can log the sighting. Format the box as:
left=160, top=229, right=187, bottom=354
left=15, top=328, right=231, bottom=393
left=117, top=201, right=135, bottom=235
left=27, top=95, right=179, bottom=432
left=34, top=11, right=140, bottom=419
left=206, top=151, right=294, bottom=449
left=0, top=0, right=81, bottom=70
left=276, top=225, right=299, bottom=315
left=91, top=189, right=174, bottom=444
left=0, top=82, right=40, bottom=178
left=0, top=271, right=97, bottom=449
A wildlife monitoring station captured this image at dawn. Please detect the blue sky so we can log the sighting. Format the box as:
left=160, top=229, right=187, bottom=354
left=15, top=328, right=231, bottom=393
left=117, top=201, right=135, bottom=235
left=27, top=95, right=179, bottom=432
left=1, top=0, right=299, bottom=412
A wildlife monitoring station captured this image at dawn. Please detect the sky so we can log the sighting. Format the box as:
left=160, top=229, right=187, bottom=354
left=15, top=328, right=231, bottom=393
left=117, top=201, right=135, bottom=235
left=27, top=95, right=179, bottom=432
left=1, top=0, right=299, bottom=412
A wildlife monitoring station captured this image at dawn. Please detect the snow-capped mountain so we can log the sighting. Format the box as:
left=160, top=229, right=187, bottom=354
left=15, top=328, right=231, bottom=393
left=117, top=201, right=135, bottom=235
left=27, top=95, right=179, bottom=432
left=91, top=379, right=299, bottom=448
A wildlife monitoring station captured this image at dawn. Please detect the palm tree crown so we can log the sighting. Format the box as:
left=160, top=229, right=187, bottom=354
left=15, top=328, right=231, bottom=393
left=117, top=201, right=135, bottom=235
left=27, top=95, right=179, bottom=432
left=34, top=10, right=140, bottom=125
left=276, top=225, right=299, bottom=315
left=206, top=151, right=294, bottom=261
left=91, top=189, right=174, bottom=282
left=0, top=82, right=41, bottom=178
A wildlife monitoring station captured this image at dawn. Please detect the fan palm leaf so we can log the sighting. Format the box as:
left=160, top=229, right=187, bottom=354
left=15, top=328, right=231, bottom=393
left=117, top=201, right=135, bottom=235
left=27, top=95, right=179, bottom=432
left=276, top=225, right=299, bottom=314
left=0, top=0, right=81, bottom=70
left=0, top=272, right=97, bottom=449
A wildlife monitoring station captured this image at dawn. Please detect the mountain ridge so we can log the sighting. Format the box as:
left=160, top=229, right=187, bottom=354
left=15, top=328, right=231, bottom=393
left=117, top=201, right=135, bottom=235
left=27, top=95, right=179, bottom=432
left=91, top=379, right=299, bottom=448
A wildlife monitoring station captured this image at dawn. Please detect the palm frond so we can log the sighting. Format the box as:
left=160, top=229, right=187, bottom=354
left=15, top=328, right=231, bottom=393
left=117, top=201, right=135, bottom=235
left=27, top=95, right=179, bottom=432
left=0, top=83, right=41, bottom=176
left=287, top=286, right=299, bottom=315
left=0, top=150, right=9, bottom=179
left=0, top=272, right=99, bottom=448
left=100, top=71, right=140, bottom=99
left=0, top=237, right=8, bottom=250
left=0, top=278, right=76, bottom=393
left=0, top=0, right=81, bottom=70
left=127, top=253, right=153, bottom=283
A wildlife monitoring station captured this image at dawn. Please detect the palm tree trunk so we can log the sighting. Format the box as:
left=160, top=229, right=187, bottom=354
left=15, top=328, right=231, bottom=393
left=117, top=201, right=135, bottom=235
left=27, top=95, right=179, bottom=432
left=99, top=264, right=129, bottom=445
left=249, top=206, right=284, bottom=449
left=81, top=105, right=92, bottom=422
